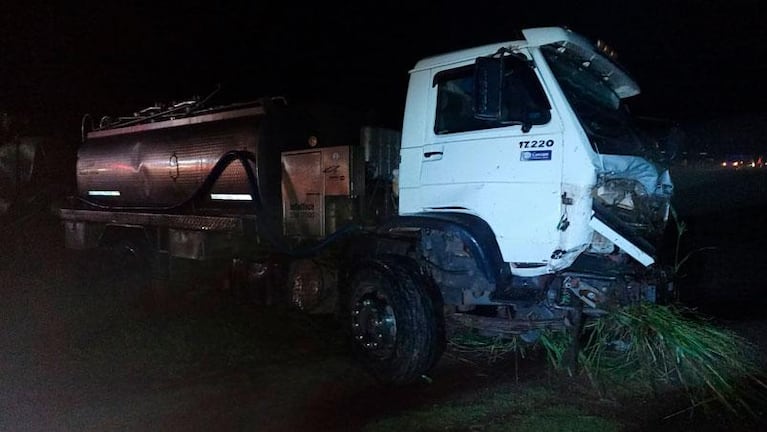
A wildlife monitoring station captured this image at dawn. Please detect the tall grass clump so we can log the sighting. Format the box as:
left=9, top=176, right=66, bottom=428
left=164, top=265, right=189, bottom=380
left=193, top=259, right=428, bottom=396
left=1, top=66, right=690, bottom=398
left=540, top=302, right=767, bottom=415
left=448, top=330, right=529, bottom=364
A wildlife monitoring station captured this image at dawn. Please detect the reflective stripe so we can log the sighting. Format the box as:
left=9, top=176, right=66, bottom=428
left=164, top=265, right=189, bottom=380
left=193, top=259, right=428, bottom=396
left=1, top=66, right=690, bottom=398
left=210, top=193, right=252, bottom=201
left=88, top=190, right=121, bottom=197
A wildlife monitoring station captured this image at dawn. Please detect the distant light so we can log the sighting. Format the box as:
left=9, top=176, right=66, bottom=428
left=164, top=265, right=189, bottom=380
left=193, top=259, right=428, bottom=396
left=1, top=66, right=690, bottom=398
left=721, top=162, right=727, bottom=167
left=88, top=190, right=121, bottom=196
left=210, top=193, right=252, bottom=201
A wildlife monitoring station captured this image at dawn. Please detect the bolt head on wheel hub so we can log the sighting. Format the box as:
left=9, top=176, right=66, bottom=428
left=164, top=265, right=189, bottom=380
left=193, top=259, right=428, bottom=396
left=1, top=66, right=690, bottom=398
left=351, top=290, right=397, bottom=358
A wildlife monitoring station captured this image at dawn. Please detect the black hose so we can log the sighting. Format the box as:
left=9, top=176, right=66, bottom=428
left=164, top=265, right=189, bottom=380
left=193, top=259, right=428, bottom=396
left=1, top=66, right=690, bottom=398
left=76, top=150, right=361, bottom=258
left=286, top=222, right=363, bottom=258
left=80, top=114, right=94, bottom=144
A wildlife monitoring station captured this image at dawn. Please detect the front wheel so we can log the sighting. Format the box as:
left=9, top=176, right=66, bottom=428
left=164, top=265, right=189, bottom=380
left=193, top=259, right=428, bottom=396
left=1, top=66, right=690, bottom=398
left=348, top=259, right=443, bottom=385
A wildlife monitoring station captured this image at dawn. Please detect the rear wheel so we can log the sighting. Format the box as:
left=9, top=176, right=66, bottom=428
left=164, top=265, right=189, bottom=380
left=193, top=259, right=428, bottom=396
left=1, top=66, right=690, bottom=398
left=348, top=259, right=443, bottom=385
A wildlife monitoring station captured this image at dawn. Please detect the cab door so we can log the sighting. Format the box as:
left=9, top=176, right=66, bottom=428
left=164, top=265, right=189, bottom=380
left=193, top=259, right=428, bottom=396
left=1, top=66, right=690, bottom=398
left=415, top=52, right=565, bottom=265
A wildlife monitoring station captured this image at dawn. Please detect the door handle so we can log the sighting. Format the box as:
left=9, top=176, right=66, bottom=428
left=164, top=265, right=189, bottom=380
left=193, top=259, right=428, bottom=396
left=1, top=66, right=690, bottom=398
left=423, top=144, right=444, bottom=161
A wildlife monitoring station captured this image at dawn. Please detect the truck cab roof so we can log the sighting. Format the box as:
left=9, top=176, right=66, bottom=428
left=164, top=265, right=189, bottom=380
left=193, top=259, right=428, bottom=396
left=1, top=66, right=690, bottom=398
left=410, top=26, right=640, bottom=99
left=409, top=27, right=584, bottom=71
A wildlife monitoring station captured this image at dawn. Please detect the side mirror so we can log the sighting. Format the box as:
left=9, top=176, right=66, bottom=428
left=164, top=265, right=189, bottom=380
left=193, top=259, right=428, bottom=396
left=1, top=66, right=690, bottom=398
left=473, top=56, right=504, bottom=121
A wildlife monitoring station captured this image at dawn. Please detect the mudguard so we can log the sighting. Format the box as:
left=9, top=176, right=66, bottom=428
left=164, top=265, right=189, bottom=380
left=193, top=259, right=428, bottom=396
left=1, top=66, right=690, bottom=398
left=381, top=212, right=507, bottom=284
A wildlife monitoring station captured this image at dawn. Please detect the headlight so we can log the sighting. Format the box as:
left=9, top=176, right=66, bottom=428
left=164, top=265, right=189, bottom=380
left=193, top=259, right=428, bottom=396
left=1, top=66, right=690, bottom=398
left=595, top=179, right=647, bottom=211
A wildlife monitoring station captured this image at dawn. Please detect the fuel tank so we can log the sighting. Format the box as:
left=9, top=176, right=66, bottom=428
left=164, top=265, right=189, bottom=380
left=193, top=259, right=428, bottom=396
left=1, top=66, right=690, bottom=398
left=77, top=102, right=319, bottom=213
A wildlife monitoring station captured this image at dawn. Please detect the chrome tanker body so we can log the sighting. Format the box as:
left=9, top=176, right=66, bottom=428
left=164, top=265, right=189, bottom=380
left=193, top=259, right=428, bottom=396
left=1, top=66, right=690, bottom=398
left=68, top=98, right=380, bottom=254
left=77, top=100, right=330, bottom=220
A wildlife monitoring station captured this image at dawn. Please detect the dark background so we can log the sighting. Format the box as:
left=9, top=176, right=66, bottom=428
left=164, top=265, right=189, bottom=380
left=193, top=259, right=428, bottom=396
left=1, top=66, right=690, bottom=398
left=2, top=0, right=766, bottom=145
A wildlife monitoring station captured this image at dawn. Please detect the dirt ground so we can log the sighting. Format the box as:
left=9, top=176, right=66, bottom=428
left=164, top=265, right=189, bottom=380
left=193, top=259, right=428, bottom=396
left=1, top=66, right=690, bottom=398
left=2, top=166, right=767, bottom=431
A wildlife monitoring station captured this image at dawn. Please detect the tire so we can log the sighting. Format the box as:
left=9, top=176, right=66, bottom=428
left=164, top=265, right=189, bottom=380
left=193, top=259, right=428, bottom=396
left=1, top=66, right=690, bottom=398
left=348, top=258, right=443, bottom=385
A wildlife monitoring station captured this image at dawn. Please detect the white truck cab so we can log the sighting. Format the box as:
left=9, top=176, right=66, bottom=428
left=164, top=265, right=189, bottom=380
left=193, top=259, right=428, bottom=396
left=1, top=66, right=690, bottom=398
left=398, top=27, right=672, bottom=277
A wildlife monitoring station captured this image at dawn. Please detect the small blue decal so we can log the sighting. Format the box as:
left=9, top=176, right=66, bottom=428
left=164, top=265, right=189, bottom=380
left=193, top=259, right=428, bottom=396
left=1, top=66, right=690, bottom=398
left=520, top=150, right=552, bottom=161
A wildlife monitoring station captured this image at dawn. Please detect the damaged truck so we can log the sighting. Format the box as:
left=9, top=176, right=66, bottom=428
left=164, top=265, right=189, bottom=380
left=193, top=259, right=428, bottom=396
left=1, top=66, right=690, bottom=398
left=59, top=27, right=675, bottom=384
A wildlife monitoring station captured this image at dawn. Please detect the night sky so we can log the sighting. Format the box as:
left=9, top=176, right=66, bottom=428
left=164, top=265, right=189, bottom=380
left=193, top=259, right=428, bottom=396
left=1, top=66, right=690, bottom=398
left=2, top=1, right=765, bottom=141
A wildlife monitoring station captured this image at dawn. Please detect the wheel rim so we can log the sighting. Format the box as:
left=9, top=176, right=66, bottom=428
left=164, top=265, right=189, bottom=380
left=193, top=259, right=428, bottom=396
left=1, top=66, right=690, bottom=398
left=351, top=285, right=397, bottom=359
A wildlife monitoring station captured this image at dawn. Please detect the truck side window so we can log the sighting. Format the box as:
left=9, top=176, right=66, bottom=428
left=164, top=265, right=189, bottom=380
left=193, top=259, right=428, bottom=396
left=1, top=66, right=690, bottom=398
left=434, top=56, right=551, bottom=134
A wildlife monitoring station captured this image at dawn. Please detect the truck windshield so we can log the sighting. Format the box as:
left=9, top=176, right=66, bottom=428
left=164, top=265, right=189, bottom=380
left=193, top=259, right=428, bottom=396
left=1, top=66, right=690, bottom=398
left=540, top=44, right=661, bottom=161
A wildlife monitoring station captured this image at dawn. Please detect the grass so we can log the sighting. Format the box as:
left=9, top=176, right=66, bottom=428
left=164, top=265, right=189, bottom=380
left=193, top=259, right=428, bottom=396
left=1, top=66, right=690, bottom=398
left=538, top=302, right=767, bottom=416
left=507, top=406, right=622, bottom=432
left=669, top=205, right=717, bottom=280
left=448, top=330, right=531, bottom=364
left=446, top=300, right=767, bottom=423
left=362, top=386, right=623, bottom=432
